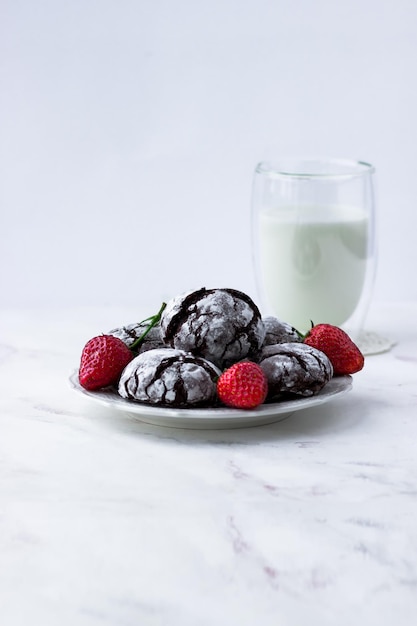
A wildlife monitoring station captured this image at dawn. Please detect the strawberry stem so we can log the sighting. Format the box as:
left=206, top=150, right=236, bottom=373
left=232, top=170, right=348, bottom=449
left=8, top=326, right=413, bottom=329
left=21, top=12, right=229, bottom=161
left=129, top=302, right=167, bottom=352
left=299, top=321, right=315, bottom=341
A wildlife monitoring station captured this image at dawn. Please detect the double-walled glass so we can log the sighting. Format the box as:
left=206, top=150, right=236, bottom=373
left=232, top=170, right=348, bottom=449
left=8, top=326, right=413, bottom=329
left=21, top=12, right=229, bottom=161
left=251, top=157, right=376, bottom=340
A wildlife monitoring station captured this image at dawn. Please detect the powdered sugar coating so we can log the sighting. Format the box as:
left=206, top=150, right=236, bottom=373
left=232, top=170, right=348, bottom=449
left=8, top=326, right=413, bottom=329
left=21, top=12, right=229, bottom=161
left=259, top=342, right=333, bottom=398
left=108, top=322, right=165, bottom=353
left=262, top=316, right=302, bottom=346
left=118, top=348, right=221, bottom=407
left=160, top=288, right=266, bottom=369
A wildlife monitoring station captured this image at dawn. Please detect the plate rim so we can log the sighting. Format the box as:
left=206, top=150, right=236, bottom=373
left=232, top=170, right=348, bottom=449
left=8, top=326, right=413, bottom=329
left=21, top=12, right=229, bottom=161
left=68, top=370, right=353, bottom=423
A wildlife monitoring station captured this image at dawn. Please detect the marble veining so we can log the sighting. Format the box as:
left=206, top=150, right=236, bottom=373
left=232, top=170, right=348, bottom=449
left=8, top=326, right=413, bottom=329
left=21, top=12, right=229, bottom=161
left=0, top=303, right=417, bottom=626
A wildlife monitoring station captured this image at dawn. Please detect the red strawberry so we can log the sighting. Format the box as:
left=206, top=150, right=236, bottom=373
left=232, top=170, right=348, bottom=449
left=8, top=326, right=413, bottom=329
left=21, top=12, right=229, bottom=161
left=79, top=335, right=133, bottom=390
left=217, top=361, right=268, bottom=409
left=304, top=324, right=364, bottom=375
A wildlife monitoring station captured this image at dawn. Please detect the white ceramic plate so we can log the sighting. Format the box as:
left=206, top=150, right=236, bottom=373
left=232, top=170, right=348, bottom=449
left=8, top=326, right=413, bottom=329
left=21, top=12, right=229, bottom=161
left=69, top=371, right=352, bottom=430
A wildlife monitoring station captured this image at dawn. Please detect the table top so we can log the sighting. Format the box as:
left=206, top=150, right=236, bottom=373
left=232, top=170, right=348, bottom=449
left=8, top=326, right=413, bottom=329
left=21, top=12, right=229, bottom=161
left=1, top=302, right=416, bottom=626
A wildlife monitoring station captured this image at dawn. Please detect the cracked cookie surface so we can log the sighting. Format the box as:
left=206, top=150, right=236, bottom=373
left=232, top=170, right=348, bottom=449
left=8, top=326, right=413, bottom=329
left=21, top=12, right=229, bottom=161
left=118, top=348, right=221, bottom=407
left=262, top=316, right=302, bottom=346
left=160, top=288, right=266, bottom=369
left=259, top=342, right=333, bottom=398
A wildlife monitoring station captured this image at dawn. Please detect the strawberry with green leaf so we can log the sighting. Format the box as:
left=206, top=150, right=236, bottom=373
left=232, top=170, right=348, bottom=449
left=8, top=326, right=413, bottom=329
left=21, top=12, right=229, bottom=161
left=304, top=323, right=364, bottom=375
left=79, top=303, right=166, bottom=390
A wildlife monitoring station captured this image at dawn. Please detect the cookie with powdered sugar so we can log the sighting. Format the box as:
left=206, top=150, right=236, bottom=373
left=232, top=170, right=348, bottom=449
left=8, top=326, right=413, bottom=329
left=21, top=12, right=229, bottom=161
left=259, top=342, right=333, bottom=398
left=160, top=288, right=266, bottom=369
left=118, top=348, right=221, bottom=407
left=262, top=316, right=302, bottom=346
left=108, top=322, right=165, bottom=353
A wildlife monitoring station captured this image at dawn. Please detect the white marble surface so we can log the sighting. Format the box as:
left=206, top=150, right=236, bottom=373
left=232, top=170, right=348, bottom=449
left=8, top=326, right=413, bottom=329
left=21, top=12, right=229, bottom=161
left=1, top=302, right=416, bottom=626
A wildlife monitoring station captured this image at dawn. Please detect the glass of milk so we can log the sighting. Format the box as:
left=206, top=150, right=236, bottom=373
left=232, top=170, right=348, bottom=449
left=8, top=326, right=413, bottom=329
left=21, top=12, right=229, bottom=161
left=251, top=157, right=376, bottom=340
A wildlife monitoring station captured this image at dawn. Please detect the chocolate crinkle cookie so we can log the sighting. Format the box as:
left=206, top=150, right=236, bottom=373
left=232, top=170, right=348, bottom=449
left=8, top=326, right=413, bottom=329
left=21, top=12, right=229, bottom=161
left=262, top=316, right=302, bottom=346
left=118, top=348, right=221, bottom=407
left=160, top=287, right=266, bottom=369
left=259, top=343, right=333, bottom=399
left=108, top=322, right=165, bottom=353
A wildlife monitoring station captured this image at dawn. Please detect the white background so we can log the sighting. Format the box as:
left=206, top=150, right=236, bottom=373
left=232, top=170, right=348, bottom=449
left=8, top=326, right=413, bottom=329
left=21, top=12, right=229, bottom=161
left=1, top=0, right=416, bottom=312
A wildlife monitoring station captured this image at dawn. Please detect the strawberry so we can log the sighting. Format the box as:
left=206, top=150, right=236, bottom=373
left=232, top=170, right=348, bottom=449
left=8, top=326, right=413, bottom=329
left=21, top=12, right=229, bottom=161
left=79, top=335, right=133, bottom=390
left=304, top=323, right=364, bottom=375
left=217, top=361, right=268, bottom=409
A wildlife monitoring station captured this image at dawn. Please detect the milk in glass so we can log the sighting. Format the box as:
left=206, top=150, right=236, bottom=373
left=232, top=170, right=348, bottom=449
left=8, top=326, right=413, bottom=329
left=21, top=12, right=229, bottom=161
left=259, top=205, right=369, bottom=332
